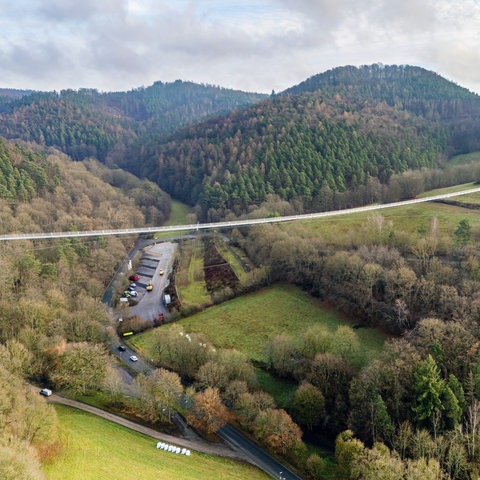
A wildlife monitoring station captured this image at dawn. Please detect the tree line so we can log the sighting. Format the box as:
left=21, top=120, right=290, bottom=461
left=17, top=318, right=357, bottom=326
left=0, top=141, right=176, bottom=477
left=137, top=65, right=480, bottom=218
left=219, top=200, right=480, bottom=478
left=0, top=82, right=265, bottom=164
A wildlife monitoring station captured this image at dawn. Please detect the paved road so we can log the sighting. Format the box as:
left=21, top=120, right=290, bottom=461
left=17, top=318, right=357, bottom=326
left=48, top=394, right=246, bottom=461
left=107, top=239, right=306, bottom=479
left=219, top=425, right=303, bottom=480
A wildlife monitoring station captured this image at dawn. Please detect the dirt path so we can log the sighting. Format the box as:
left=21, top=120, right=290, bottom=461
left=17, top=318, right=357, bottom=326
left=48, top=395, right=247, bottom=462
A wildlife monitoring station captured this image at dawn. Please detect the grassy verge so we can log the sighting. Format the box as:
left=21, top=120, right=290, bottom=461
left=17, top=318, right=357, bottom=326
left=417, top=182, right=479, bottom=198
left=154, top=200, right=195, bottom=239
left=214, top=237, right=250, bottom=284
left=134, top=284, right=386, bottom=365
left=44, top=405, right=270, bottom=480
left=176, top=238, right=211, bottom=307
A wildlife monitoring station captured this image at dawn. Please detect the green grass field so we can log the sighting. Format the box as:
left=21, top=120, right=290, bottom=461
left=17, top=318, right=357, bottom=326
left=287, top=187, right=480, bottom=246
left=133, top=284, right=386, bottom=364
left=44, top=405, right=270, bottom=480
left=165, top=200, right=193, bottom=226
left=449, top=151, right=480, bottom=166
left=175, top=238, right=211, bottom=307
left=155, top=200, right=195, bottom=239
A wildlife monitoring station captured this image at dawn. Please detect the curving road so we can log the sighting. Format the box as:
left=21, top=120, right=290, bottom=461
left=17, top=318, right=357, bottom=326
left=103, top=240, right=304, bottom=478
left=218, top=425, right=303, bottom=480
left=47, top=394, right=246, bottom=461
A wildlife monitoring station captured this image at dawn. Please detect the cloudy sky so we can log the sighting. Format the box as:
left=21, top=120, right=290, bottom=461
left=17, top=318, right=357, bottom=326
left=1, top=0, right=479, bottom=94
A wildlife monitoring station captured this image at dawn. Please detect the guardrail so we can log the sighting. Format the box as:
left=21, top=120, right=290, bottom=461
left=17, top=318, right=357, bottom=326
left=1, top=187, right=480, bottom=241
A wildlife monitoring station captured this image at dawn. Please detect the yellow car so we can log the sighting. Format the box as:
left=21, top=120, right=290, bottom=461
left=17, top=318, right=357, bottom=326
left=146, top=282, right=153, bottom=291
left=159, top=269, right=164, bottom=275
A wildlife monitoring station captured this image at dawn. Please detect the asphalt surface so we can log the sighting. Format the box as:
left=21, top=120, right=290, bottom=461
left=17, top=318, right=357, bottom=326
left=129, top=242, right=177, bottom=323
left=107, top=237, right=305, bottom=479
left=219, top=425, right=303, bottom=480
left=48, top=395, right=245, bottom=461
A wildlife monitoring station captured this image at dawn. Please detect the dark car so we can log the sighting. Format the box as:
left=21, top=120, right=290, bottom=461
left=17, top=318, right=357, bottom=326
left=118, top=345, right=126, bottom=352
left=129, top=274, right=139, bottom=281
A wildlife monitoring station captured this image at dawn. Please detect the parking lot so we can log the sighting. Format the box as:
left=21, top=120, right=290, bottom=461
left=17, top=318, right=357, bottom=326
left=127, top=242, right=177, bottom=323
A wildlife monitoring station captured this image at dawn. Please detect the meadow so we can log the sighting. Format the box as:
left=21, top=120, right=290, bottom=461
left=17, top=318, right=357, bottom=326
left=44, top=405, right=270, bottom=480
left=287, top=183, right=480, bottom=246
left=131, top=283, right=387, bottom=365
left=175, top=237, right=211, bottom=307
left=154, top=199, right=195, bottom=239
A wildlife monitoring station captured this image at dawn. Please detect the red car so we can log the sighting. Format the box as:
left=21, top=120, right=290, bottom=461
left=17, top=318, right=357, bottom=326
left=129, top=274, right=139, bottom=281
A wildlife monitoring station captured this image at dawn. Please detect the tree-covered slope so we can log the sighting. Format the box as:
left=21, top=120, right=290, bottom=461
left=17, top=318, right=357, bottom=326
left=140, top=95, right=440, bottom=209
left=0, top=138, right=171, bottom=233
left=138, top=65, right=480, bottom=215
left=0, top=137, right=60, bottom=201
left=106, top=79, right=267, bottom=125
left=0, top=82, right=266, bottom=163
left=283, top=64, right=476, bottom=106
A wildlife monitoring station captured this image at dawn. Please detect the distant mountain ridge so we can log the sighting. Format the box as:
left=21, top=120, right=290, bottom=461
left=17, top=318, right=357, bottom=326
left=135, top=64, right=480, bottom=215
left=1, top=65, right=480, bottom=219
left=283, top=63, right=476, bottom=98
left=0, top=81, right=267, bottom=162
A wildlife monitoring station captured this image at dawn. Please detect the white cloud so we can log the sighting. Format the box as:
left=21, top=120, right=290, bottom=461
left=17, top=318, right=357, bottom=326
left=0, top=0, right=479, bottom=94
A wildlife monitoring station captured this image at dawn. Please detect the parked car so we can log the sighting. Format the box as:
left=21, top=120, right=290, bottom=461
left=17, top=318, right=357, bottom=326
left=129, top=283, right=137, bottom=288
left=129, top=274, right=139, bottom=281
left=130, top=291, right=138, bottom=297
left=118, top=345, right=126, bottom=352
left=39, top=388, right=52, bottom=397
left=129, top=355, right=138, bottom=362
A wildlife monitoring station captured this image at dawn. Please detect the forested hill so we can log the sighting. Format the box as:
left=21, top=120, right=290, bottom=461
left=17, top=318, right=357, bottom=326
left=0, top=138, right=171, bottom=232
left=106, top=80, right=267, bottom=124
left=0, top=81, right=266, bottom=163
left=137, top=65, right=480, bottom=216
left=283, top=64, right=476, bottom=104
left=0, top=137, right=60, bottom=201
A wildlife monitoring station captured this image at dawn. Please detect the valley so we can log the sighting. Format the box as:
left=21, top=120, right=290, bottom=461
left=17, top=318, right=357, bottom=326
left=1, top=64, right=480, bottom=480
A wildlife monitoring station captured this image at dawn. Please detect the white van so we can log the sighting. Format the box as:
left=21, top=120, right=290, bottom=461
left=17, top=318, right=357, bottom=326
left=39, top=388, right=52, bottom=397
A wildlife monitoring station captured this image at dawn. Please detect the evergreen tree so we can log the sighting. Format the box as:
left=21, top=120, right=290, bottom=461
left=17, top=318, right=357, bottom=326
left=413, top=355, right=445, bottom=437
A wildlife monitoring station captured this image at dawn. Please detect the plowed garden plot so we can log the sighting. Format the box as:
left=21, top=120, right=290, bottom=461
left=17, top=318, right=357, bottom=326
left=203, top=239, right=239, bottom=292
